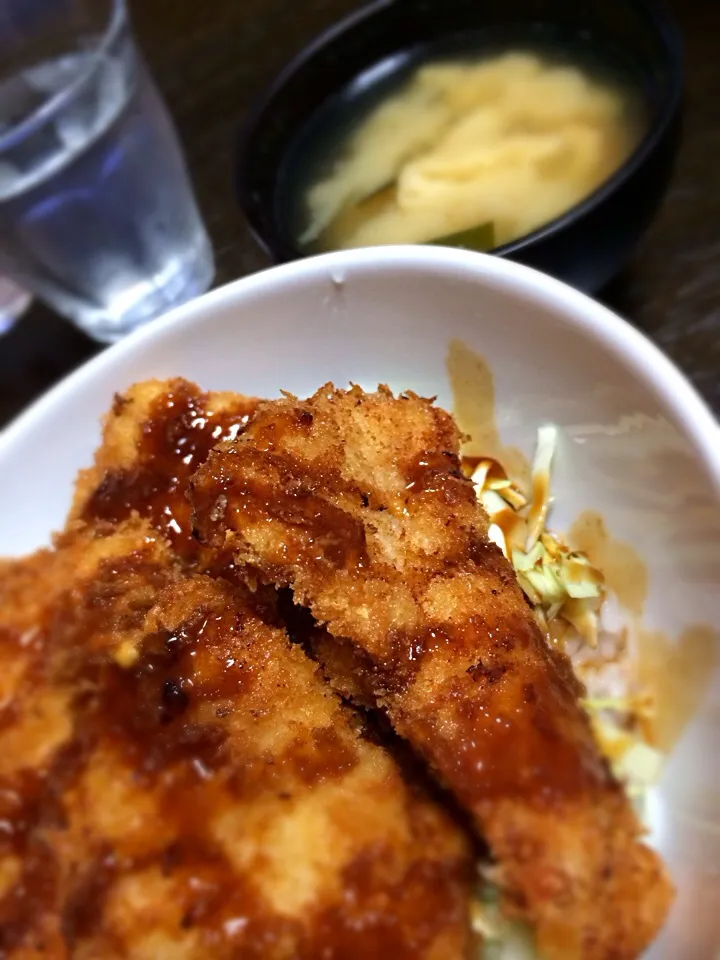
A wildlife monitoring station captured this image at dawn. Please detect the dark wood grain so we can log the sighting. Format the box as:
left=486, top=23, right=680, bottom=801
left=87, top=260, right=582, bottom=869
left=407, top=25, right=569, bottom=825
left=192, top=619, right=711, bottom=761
left=1, top=0, right=717, bottom=427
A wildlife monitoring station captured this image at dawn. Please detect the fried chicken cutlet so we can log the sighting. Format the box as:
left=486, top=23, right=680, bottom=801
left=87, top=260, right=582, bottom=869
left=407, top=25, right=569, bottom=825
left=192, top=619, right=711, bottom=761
left=0, top=518, right=473, bottom=958
left=70, top=378, right=259, bottom=561
left=0, top=521, right=179, bottom=956
left=191, top=384, right=674, bottom=960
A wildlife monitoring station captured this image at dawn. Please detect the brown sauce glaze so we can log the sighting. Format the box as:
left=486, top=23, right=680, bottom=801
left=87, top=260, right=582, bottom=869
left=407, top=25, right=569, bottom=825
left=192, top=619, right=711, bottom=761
left=405, top=450, right=462, bottom=490
left=446, top=339, right=530, bottom=488
left=0, top=836, right=61, bottom=955
left=308, top=855, right=470, bottom=960
left=569, top=510, right=647, bottom=617
left=2, top=553, right=406, bottom=954
left=637, top=623, right=718, bottom=751
left=435, top=696, right=610, bottom=810
left=83, top=383, right=257, bottom=560
left=404, top=450, right=475, bottom=510
left=60, top=848, right=118, bottom=946
left=194, top=450, right=369, bottom=572
left=383, top=626, right=456, bottom=693
left=459, top=455, right=513, bottom=483
left=569, top=510, right=717, bottom=749
left=395, top=611, right=610, bottom=809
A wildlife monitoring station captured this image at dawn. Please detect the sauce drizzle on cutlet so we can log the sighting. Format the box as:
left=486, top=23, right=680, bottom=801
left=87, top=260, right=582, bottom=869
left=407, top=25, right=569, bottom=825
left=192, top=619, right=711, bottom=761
left=0, top=551, right=470, bottom=957
left=82, top=383, right=257, bottom=558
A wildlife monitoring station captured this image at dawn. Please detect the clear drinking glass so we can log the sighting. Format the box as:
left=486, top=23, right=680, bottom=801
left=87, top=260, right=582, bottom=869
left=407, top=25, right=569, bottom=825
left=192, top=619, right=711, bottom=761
left=0, top=0, right=214, bottom=343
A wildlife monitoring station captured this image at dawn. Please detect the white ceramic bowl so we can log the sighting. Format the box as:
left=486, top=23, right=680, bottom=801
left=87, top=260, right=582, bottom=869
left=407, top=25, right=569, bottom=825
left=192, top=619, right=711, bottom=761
left=1, top=247, right=718, bottom=957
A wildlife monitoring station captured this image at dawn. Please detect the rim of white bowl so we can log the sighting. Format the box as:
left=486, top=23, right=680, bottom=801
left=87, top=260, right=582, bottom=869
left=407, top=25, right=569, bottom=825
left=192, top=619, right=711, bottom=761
left=2, top=246, right=719, bottom=498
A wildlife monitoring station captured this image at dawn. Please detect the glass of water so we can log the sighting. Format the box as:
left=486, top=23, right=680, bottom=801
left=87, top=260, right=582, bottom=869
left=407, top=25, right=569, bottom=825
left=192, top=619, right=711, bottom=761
left=0, top=0, right=214, bottom=342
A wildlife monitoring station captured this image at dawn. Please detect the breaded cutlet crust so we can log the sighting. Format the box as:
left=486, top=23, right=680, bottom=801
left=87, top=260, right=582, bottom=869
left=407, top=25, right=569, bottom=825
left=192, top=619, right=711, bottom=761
left=70, top=378, right=259, bottom=561
left=191, top=383, right=673, bottom=960
left=0, top=519, right=473, bottom=958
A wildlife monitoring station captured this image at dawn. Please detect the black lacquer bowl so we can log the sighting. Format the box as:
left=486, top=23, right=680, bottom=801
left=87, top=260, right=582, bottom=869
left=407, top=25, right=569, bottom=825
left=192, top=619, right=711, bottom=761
left=237, top=0, right=683, bottom=292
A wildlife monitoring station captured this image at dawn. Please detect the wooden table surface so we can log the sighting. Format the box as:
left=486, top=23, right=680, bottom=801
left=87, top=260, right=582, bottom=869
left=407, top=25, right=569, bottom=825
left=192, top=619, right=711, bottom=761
left=1, top=0, right=718, bottom=427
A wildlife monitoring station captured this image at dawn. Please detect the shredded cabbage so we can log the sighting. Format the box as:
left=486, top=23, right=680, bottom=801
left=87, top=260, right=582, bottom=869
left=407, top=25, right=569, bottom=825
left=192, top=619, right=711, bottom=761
left=466, top=430, right=606, bottom=650
left=465, top=425, right=664, bottom=960
left=526, top=425, right=557, bottom=550
left=472, top=878, right=539, bottom=960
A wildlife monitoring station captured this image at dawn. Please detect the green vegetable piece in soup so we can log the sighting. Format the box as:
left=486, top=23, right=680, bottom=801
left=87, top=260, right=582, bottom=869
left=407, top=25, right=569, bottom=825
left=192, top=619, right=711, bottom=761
left=429, top=221, right=496, bottom=252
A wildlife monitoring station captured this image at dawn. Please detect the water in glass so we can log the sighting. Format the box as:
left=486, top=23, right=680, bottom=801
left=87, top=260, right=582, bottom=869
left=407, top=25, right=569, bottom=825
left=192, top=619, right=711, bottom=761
left=0, top=3, right=214, bottom=342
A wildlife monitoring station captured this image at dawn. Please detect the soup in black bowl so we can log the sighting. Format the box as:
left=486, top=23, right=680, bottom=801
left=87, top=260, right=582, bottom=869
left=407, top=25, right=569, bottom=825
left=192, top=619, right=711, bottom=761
left=237, top=0, right=683, bottom=292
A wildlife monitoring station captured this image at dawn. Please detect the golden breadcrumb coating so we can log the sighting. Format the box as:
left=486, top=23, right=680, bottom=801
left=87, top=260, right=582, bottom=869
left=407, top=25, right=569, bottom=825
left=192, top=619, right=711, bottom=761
left=1, top=379, right=474, bottom=958
left=71, top=378, right=258, bottom=562
left=191, top=383, right=673, bottom=960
